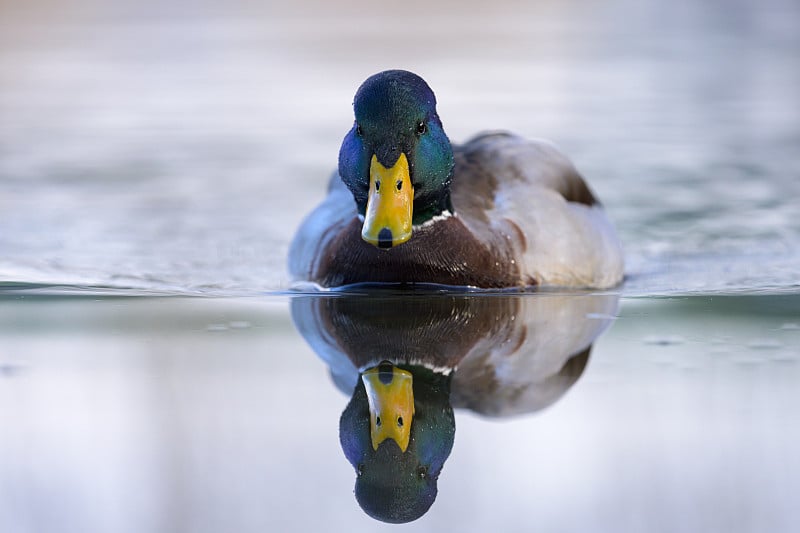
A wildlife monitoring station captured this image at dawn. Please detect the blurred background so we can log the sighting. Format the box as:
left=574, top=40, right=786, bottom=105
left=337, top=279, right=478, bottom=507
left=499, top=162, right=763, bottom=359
left=1, top=1, right=799, bottom=532
left=1, top=0, right=798, bottom=294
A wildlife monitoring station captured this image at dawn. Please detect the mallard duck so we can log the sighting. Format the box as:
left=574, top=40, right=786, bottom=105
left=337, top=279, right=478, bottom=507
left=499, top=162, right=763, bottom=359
left=289, top=69, right=624, bottom=289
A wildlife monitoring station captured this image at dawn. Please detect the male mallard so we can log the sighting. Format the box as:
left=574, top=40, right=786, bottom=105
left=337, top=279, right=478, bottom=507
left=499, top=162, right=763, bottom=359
left=289, top=69, right=624, bottom=288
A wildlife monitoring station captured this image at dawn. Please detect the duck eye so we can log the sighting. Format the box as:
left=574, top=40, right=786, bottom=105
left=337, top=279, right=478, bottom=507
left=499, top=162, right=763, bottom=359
left=355, top=124, right=363, bottom=136
left=357, top=464, right=364, bottom=477
left=396, top=180, right=402, bottom=191
left=397, top=416, right=403, bottom=427
left=417, top=466, right=428, bottom=479
left=376, top=416, right=382, bottom=426
left=416, top=121, right=427, bottom=135
left=375, top=180, right=381, bottom=192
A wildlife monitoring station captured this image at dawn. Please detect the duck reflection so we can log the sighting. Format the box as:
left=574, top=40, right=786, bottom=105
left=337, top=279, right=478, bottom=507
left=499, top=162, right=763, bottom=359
left=291, top=291, right=619, bottom=523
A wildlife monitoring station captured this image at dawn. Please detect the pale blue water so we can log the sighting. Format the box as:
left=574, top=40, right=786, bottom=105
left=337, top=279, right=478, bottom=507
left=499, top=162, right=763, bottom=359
left=1, top=0, right=799, bottom=531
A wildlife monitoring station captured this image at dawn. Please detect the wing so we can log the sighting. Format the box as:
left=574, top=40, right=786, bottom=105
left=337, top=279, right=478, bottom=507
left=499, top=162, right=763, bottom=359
left=452, top=132, right=624, bottom=288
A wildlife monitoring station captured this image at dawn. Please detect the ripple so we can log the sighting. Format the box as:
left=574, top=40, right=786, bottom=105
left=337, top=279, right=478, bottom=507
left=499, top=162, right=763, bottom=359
left=643, top=335, right=685, bottom=346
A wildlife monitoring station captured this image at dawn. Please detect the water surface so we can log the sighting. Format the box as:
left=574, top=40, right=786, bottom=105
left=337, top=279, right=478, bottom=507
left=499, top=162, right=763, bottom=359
left=1, top=294, right=798, bottom=532
left=1, top=0, right=799, bottom=531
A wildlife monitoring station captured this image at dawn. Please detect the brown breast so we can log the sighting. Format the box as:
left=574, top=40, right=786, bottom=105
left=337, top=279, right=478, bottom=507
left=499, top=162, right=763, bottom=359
left=313, top=216, right=524, bottom=288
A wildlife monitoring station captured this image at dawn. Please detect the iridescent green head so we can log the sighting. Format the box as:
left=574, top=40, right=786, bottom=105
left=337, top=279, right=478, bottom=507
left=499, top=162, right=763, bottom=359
left=338, top=70, right=455, bottom=248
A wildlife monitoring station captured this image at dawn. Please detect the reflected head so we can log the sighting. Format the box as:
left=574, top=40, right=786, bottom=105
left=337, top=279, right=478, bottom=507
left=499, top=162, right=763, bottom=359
left=339, top=365, right=455, bottom=523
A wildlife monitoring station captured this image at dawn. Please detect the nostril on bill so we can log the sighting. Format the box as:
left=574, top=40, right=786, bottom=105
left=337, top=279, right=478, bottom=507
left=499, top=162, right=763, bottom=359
left=377, top=228, right=393, bottom=248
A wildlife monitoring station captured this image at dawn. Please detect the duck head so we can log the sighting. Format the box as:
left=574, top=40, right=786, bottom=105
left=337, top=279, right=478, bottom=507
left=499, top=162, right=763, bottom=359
left=339, top=70, right=455, bottom=248
left=339, top=361, right=455, bottom=523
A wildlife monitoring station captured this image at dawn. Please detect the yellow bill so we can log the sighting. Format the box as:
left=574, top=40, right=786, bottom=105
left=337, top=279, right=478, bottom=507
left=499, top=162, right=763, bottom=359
left=362, top=153, right=413, bottom=248
left=362, top=363, right=415, bottom=452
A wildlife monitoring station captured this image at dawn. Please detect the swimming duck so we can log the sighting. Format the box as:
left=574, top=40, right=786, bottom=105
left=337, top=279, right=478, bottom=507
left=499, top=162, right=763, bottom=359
left=289, top=69, right=624, bottom=289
